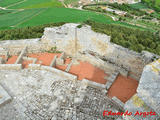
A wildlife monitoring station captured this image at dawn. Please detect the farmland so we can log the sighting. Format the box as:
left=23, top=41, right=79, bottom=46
left=0, top=0, right=113, bottom=30
left=83, top=2, right=160, bottom=32
left=0, top=0, right=151, bottom=31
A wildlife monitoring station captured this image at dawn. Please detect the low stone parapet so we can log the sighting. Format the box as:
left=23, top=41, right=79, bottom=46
left=41, top=66, right=77, bottom=80
left=28, top=64, right=41, bottom=70
left=0, top=64, right=22, bottom=70
left=82, top=79, right=106, bottom=90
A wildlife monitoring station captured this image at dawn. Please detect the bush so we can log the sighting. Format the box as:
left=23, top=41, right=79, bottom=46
left=0, top=22, right=65, bottom=40
left=85, top=20, right=160, bottom=55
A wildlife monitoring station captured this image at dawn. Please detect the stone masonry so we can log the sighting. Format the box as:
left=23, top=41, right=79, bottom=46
left=0, top=70, right=123, bottom=120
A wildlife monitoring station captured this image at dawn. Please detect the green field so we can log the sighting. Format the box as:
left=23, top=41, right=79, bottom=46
left=0, top=0, right=115, bottom=30
left=8, top=0, right=63, bottom=9
left=0, top=0, right=158, bottom=31
left=18, top=8, right=113, bottom=28
left=0, top=0, right=21, bottom=7
left=129, top=3, right=149, bottom=9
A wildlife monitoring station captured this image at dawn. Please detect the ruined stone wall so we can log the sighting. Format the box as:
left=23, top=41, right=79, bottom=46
left=0, top=23, right=158, bottom=81
left=41, top=24, right=111, bottom=56
left=104, top=43, right=146, bottom=80
left=0, top=38, right=47, bottom=55
left=41, top=23, right=158, bottom=80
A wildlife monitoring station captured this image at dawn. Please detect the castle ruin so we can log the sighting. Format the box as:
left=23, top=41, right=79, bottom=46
left=0, top=23, right=159, bottom=120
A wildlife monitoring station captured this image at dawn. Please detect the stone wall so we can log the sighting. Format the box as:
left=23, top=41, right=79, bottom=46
left=0, top=38, right=47, bottom=55
left=0, top=23, right=158, bottom=81
left=39, top=24, right=137, bottom=79
left=41, top=23, right=160, bottom=80
left=137, top=59, right=160, bottom=116
left=41, top=23, right=111, bottom=56
left=0, top=64, right=22, bottom=70
left=28, top=64, right=77, bottom=80
left=104, top=43, right=147, bottom=80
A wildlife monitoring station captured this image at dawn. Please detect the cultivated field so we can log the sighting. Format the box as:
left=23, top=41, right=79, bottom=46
left=0, top=0, right=112, bottom=30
